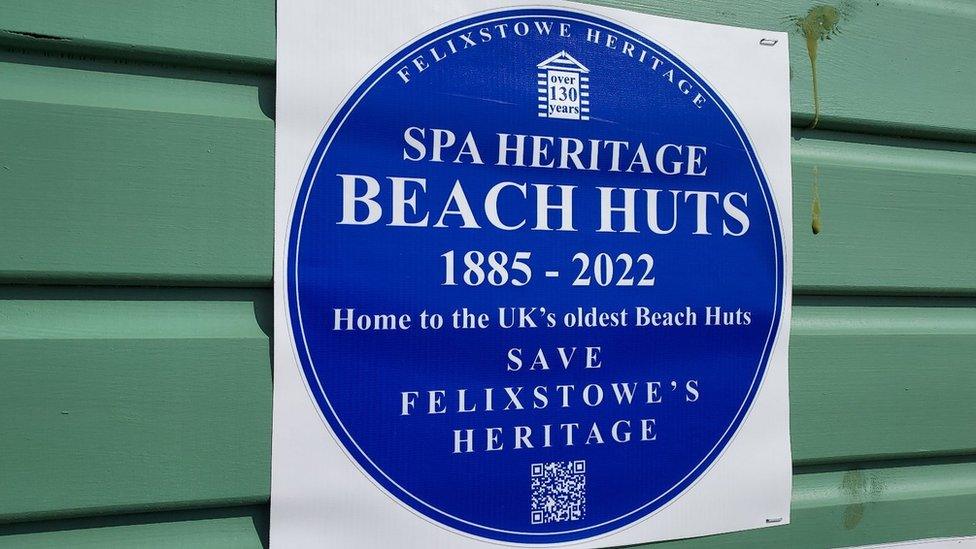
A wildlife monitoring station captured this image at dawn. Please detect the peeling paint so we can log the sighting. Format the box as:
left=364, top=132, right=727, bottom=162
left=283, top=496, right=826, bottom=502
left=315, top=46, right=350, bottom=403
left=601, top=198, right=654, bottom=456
left=811, top=165, right=822, bottom=234
left=789, top=4, right=851, bottom=129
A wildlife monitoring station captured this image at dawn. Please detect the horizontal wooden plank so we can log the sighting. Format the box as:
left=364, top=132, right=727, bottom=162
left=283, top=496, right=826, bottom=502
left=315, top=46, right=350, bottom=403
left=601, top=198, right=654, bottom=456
left=0, top=505, right=267, bottom=549
left=792, top=131, right=976, bottom=295
left=790, top=297, right=976, bottom=464
left=0, top=49, right=273, bottom=120
left=0, top=74, right=273, bottom=285
left=2, top=461, right=974, bottom=548
left=2, top=70, right=974, bottom=292
left=0, top=288, right=272, bottom=523
left=2, top=1, right=975, bottom=138
left=1, top=288, right=972, bottom=521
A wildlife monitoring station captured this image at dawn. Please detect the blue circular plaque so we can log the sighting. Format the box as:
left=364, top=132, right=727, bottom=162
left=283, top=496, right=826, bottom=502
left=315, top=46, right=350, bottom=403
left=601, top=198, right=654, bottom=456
left=286, top=7, right=783, bottom=544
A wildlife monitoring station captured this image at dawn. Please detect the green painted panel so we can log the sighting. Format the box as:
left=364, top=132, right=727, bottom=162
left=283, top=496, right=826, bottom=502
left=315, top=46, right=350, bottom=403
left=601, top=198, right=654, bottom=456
left=1, top=84, right=973, bottom=291
left=0, top=50, right=272, bottom=120
left=0, top=288, right=272, bottom=523
left=792, top=132, right=976, bottom=295
left=0, top=506, right=268, bottom=549
left=2, top=462, right=974, bottom=548
left=790, top=298, right=976, bottom=464
left=1, top=288, right=972, bottom=521
left=0, top=98, right=273, bottom=286
left=3, top=1, right=975, bottom=138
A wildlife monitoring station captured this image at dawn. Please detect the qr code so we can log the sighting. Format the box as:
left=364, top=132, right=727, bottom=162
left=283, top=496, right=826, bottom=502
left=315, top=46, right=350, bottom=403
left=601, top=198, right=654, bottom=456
left=530, top=460, right=586, bottom=525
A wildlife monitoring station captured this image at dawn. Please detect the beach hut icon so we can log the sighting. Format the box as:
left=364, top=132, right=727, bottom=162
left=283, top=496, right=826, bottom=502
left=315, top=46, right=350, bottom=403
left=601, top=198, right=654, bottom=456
left=537, top=51, right=590, bottom=121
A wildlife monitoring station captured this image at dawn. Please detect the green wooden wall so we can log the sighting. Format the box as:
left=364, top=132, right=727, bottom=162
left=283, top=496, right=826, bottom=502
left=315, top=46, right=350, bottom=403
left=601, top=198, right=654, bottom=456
left=0, top=1, right=974, bottom=547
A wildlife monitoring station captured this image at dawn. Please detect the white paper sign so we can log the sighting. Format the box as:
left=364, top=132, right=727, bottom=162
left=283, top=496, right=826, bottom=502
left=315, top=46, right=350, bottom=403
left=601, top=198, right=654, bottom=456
left=273, top=2, right=793, bottom=547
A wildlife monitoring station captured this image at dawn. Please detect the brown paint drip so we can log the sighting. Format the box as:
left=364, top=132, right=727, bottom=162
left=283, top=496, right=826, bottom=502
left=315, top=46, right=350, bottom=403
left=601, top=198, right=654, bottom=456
left=840, top=469, right=887, bottom=530
left=811, top=166, right=822, bottom=234
left=790, top=5, right=848, bottom=129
